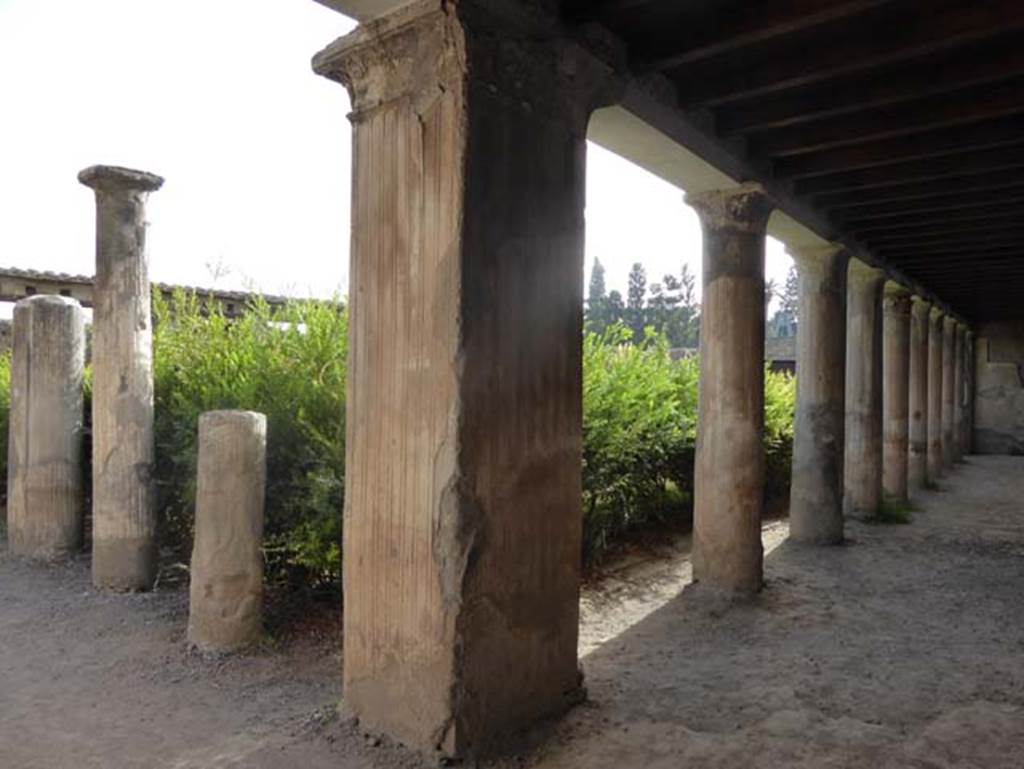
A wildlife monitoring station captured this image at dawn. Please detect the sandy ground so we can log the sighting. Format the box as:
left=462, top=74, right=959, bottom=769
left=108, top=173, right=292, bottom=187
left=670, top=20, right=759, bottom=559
left=2, top=456, right=1023, bottom=768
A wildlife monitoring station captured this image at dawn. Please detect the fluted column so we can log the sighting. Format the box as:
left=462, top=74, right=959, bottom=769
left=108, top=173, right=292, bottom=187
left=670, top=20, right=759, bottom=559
left=952, top=322, right=966, bottom=463
left=6, top=296, right=86, bottom=559
left=687, top=183, right=773, bottom=594
left=941, top=315, right=956, bottom=470
left=843, top=259, right=885, bottom=516
left=882, top=283, right=912, bottom=504
left=313, top=4, right=613, bottom=757
left=79, top=165, right=164, bottom=591
left=908, top=297, right=931, bottom=492
left=788, top=243, right=848, bottom=544
left=927, top=307, right=944, bottom=481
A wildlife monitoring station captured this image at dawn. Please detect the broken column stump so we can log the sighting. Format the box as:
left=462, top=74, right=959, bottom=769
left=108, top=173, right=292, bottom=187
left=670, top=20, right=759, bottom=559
left=187, top=410, right=267, bottom=651
left=7, top=295, right=86, bottom=559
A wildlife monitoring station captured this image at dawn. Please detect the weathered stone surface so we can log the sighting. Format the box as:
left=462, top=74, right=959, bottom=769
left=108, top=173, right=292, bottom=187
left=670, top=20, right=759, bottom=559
left=79, top=164, right=164, bottom=591
left=972, top=321, right=1024, bottom=454
left=187, top=411, right=266, bottom=651
left=908, top=297, right=931, bottom=491
left=788, top=243, right=848, bottom=544
left=963, top=330, right=975, bottom=456
left=843, top=259, right=884, bottom=517
left=6, top=296, right=85, bottom=559
left=952, top=323, right=966, bottom=463
left=687, top=183, right=773, bottom=593
left=941, top=315, right=957, bottom=470
left=927, top=308, right=945, bottom=480
left=882, top=282, right=912, bottom=504
left=313, top=2, right=613, bottom=758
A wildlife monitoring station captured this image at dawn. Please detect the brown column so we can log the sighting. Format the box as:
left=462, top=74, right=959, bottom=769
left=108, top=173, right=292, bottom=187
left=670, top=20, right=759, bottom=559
left=7, top=296, right=86, bottom=559
left=941, top=315, right=956, bottom=470
left=908, top=297, right=930, bottom=492
left=79, top=165, right=163, bottom=591
left=788, top=244, right=848, bottom=544
left=952, top=322, right=966, bottom=463
left=843, top=259, right=885, bottom=517
left=927, top=307, right=944, bottom=481
left=687, top=184, right=773, bottom=593
left=882, top=282, right=912, bottom=504
left=313, top=5, right=611, bottom=758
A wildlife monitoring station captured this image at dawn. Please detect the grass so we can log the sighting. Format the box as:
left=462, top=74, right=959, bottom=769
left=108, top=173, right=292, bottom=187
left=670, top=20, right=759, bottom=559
left=867, top=495, right=917, bottom=525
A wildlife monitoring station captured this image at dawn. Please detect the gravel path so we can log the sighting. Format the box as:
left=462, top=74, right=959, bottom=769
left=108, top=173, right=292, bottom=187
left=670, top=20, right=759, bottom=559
left=2, top=456, right=1022, bottom=768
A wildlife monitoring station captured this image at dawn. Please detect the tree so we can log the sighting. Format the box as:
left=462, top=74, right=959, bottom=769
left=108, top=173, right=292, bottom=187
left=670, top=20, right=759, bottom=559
left=585, top=259, right=611, bottom=334
left=606, top=290, right=625, bottom=329
left=588, top=258, right=607, bottom=304
left=626, top=262, right=647, bottom=341
left=780, top=264, right=799, bottom=320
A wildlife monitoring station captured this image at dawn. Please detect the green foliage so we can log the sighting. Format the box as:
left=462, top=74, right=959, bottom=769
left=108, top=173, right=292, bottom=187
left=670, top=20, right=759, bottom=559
left=0, top=352, right=9, bottom=501
left=869, top=496, right=915, bottom=525
left=152, top=290, right=347, bottom=586
left=581, top=324, right=795, bottom=563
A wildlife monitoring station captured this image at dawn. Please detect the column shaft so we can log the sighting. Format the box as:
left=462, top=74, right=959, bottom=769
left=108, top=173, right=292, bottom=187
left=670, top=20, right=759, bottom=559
left=6, top=296, right=86, bottom=559
left=953, top=323, right=966, bottom=463
left=687, top=184, right=773, bottom=593
left=963, top=330, right=975, bottom=455
left=79, top=165, right=163, bottom=590
left=908, top=297, right=930, bottom=491
left=941, top=316, right=956, bottom=470
left=843, top=260, right=885, bottom=516
left=927, top=308, right=944, bottom=480
left=188, top=410, right=267, bottom=651
left=882, top=283, right=912, bottom=503
left=788, top=244, right=848, bottom=544
left=313, top=5, right=611, bottom=757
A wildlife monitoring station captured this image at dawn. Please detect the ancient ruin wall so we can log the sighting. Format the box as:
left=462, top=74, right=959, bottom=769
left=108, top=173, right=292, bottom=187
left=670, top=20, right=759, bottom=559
left=974, top=321, right=1024, bottom=455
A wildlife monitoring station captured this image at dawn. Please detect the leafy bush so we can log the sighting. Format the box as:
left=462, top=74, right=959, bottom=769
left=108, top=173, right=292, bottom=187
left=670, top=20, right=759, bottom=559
left=152, top=291, right=347, bottom=587
left=582, top=324, right=795, bottom=563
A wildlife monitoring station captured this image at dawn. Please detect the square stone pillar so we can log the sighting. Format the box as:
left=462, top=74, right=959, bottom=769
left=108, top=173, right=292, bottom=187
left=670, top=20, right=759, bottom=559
left=941, top=315, right=956, bottom=470
left=686, top=184, right=773, bottom=593
left=312, top=3, right=613, bottom=758
left=927, top=307, right=944, bottom=481
left=882, top=282, right=912, bottom=504
left=908, top=296, right=931, bottom=492
left=788, top=243, right=848, bottom=545
left=843, top=259, right=885, bottom=517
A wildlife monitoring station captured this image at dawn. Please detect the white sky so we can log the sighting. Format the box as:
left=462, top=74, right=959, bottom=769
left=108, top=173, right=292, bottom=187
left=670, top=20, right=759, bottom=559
left=0, top=0, right=792, bottom=311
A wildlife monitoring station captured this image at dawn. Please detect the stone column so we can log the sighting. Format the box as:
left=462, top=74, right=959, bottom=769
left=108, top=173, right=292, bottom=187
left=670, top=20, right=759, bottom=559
left=881, top=282, right=912, bottom=504
left=952, top=322, right=966, bottom=463
left=79, top=164, right=164, bottom=591
left=188, top=411, right=267, bottom=651
left=941, top=315, right=956, bottom=470
left=787, top=243, right=848, bottom=544
left=6, top=296, right=86, bottom=559
left=927, top=307, right=944, bottom=481
left=843, top=259, right=885, bottom=516
left=963, top=330, right=975, bottom=455
left=687, top=184, right=773, bottom=592
left=908, top=297, right=931, bottom=492
left=313, top=5, right=612, bottom=758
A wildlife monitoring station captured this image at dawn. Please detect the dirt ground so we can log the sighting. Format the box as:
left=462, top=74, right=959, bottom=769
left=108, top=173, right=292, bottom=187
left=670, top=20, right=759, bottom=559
left=2, top=455, right=1023, bottom=768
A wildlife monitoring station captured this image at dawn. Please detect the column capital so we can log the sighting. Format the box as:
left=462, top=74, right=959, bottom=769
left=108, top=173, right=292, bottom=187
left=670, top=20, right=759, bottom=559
left=312, top=0, right=616, bottom=133
left=78, top=165, right=164, bottom=194
left=929, top=305, right=945, bottom=325
left=685, top=182, right=773, bottom=233
left=943, top=314, right=957, bottom=333
left=910, top=295, right=932, bottom=318
left=882, top=281, right=912, bottom=316
left=847, top=258, right=884, bottom=290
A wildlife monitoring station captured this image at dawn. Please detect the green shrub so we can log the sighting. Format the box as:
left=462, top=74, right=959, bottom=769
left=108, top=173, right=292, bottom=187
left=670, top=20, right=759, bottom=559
left=152, top=291, right=347, bottom=587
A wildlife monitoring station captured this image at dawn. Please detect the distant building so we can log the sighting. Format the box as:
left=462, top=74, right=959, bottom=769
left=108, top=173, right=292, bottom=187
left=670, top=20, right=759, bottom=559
left=766, top=310, right=797, bottom=374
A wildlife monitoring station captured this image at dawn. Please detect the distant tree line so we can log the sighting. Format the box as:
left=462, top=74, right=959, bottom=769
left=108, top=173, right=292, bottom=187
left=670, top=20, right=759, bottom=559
left=586, top=259, right=800, bottom=347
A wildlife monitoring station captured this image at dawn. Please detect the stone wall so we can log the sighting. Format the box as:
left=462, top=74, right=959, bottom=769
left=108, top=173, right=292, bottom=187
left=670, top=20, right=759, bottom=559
left=973, top=321, right=1024, bottom=455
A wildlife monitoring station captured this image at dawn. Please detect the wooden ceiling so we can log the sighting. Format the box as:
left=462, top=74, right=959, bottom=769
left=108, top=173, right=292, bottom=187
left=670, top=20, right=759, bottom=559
left=563, top=0, right=1024, bottom=322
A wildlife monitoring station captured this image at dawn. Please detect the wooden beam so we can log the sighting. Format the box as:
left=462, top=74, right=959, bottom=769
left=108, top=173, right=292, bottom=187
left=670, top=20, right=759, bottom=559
left=853, top=209, right=1024, bottom=238
left=816, top=169, right=1024, bottom=210
left=716, top=34, right=1024, bottom=135
left=776, top=115, right=1024, bottom=179
left=891, top=247, right=1024, bottom=264
left=867, top=228, right=1024, bottom=251
left=839, top=192, right=1024, bottom=224
left=637, top=0, right=892, bottom=70
left=794, top=144, right=1024, bottom=195
left=670, top=0, right=1024, bottom=107
left=753, top=78, right=1024, bottom=158
left=563, top=0, right=664, bottom=19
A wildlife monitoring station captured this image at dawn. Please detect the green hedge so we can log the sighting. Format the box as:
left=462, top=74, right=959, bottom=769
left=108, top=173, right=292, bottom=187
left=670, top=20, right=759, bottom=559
left=0, top=300, right=795, bottom=581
